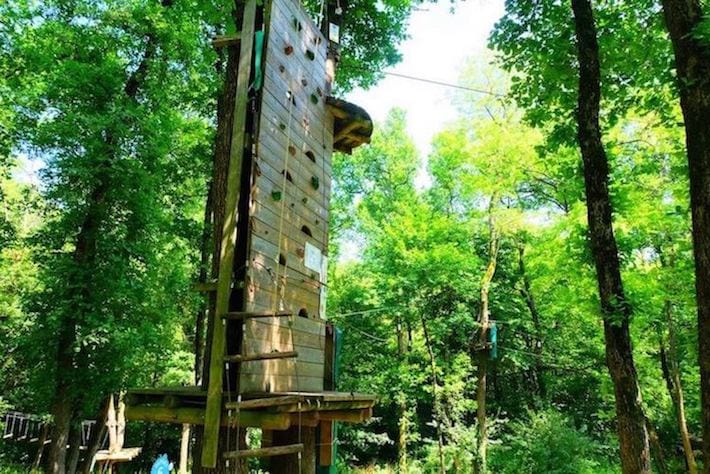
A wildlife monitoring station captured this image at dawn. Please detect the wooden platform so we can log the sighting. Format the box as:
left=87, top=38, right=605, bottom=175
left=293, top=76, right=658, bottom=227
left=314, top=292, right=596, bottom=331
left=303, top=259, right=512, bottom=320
left=326, top=97, right=373, bottom=154
left=124, top=388, right=375, bottom=430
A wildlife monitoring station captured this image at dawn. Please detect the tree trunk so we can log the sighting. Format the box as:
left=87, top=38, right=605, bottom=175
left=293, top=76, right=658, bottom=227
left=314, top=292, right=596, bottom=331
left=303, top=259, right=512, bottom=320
left=570, top=0, right=651, bottom=472
left=661, top=302, right=698, bottom=474
left=517, top=243, right=545, bottom=399
left=659, top=0, right=710, bottom=467
left=472, top=199, right=499, bottom=474
left=45, top=22, right=162, bottom=473
left=47, top=357, right=76, bottom=473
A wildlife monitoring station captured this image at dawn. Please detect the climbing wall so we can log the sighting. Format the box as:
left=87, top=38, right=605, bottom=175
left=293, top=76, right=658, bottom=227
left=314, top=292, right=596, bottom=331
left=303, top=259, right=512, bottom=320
left=240, top=0, right=333, bottom=393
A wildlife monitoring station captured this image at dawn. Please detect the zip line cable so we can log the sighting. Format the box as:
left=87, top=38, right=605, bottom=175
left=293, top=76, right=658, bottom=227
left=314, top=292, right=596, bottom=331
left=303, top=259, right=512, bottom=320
left=381, top=71, right=506, bottom=97
left=349, top=67, right=506, bottom=97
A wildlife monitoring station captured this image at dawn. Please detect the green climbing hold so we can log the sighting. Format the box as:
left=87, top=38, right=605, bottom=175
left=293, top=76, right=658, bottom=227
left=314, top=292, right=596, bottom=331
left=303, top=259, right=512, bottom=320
left=310, top=176, right=320, bottom=190
left=272, top=190, right=282, bottom=201
left=305, top=49, right=315, bottom=61
left=310, top=94, right=318, bottom=105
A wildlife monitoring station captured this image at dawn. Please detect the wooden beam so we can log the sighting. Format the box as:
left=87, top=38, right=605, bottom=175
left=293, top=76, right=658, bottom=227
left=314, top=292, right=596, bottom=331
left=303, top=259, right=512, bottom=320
left=224, top=395, right=304, bottom=410
left=212, top=34, right=241, bottom=49
left=274, top=400, right=374, bottom=413
left=290, top=413, right=319, bottom=427
left=224, top=350, right=298, bottom=363
left=223, top=443, right=303, bottom=459
left=221, top=310, right=292, bottom=320
left=317, top=408, right=372, bottom=423
left=319, top=421, right=333, bottom=466
left=126, top=405, right=291, bottom=430
left=202, top=0, right=257, bottom=467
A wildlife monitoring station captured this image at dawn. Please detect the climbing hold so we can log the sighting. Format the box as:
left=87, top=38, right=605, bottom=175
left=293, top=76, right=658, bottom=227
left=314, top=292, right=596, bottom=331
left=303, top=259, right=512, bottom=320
left=305, top=49, right=315, bottom=61
left=301, top=78, right=308, bottom=87
left=310, top=94, right=319, bottom=105
left=279, top=64, right=285, bottom=73
left=279, top=123, right=286, bottom=131
left=281, top=170, right=293, bottom=183
left=302, top=197, right=308, bottom=204
left=316, top=87, right=323, bottom=97
left=310, top=176, right=320, bottom=190
left=305, top=150, right=316, bottom=163
left=292, top=17, right=303, bottom=32
left=288, top=145, right=296, bottom=156
left=284, top=44, right=294, bottom=55
left=271, top=190, right=282, bottom=201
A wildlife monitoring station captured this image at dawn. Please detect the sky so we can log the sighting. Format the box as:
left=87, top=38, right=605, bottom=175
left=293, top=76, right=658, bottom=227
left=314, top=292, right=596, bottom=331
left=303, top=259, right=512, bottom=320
left=345, top=0, right=505, bottom=158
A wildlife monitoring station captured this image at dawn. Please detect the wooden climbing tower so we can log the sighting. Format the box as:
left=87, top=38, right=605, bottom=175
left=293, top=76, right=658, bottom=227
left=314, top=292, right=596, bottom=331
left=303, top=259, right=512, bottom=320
left=125, top=0, right=375, bottom=471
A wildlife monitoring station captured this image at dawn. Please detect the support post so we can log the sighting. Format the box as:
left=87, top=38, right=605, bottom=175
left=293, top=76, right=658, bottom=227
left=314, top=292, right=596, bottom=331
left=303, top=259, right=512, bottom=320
left=201, top=0, right=258, bottom=468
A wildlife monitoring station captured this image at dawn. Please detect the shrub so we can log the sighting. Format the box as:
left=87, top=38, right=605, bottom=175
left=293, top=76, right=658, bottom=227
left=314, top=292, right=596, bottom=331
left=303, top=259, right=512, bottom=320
left=489, top=409, right=618, bottom=474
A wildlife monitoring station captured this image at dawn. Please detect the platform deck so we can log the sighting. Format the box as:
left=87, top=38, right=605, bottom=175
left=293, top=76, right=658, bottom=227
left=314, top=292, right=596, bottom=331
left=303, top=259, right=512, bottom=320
left=125, top=387, right=375, bottom=429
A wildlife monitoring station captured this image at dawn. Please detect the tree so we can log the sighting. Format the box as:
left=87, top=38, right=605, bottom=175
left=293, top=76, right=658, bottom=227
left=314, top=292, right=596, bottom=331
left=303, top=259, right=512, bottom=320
left=571, top=0, right=651, bottom=471
left=2, top=0, right=215, bottom=470
left=659, top=0, right=710, bottom=465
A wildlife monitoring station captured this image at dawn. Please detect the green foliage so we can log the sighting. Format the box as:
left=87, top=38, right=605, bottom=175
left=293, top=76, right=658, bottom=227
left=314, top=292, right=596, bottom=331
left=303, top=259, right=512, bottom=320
left=489, top=410, right=618, bottom=474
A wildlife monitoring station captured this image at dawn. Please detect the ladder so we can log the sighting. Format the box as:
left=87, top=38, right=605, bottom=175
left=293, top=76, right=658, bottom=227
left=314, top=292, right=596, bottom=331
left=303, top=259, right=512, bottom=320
left=200, top=0, right=303, bottom=467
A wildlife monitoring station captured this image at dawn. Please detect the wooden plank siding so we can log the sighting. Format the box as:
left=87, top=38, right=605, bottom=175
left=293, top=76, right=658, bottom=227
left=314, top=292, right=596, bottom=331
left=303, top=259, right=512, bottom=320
left=239, top=0, right=332, bottom=393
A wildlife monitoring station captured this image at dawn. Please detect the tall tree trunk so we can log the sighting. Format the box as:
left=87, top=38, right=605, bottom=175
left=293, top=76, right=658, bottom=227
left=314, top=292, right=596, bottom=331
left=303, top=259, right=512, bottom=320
left=517, top=243, right=545, bottom=399
left=661, top=302, right=698, bottom=474
left=46, top=23, right=161, bottom=472
left=473, top=199, right=499, bottom=474
left=570, top=0, right=651, bottom=472
left=659, top=0, right=710, bottom=467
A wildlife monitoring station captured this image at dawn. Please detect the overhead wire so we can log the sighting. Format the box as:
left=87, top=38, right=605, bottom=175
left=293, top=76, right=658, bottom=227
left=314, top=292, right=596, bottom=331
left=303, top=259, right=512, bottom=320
left=348, top=67, right=506, bottom=97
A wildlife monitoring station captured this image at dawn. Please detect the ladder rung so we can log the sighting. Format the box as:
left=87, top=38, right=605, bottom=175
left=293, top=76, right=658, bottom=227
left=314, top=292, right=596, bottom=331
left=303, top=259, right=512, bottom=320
left=212, top=34, right=241, bottom=49
left=223, top=443, right=303, bottom=459
left=224, top=351, right=298, bottom=363
left=221, top=310, right=292, bottom=320
left=224, top=395, right=303, bottom=410
left=192, top=280, right=217, bottom=292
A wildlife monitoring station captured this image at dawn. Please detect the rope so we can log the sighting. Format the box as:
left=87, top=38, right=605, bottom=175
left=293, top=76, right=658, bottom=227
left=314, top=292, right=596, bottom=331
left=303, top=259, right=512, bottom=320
left=271, top=84, right=295, bottom=313
left=269, top=79, right=305, bottom=472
